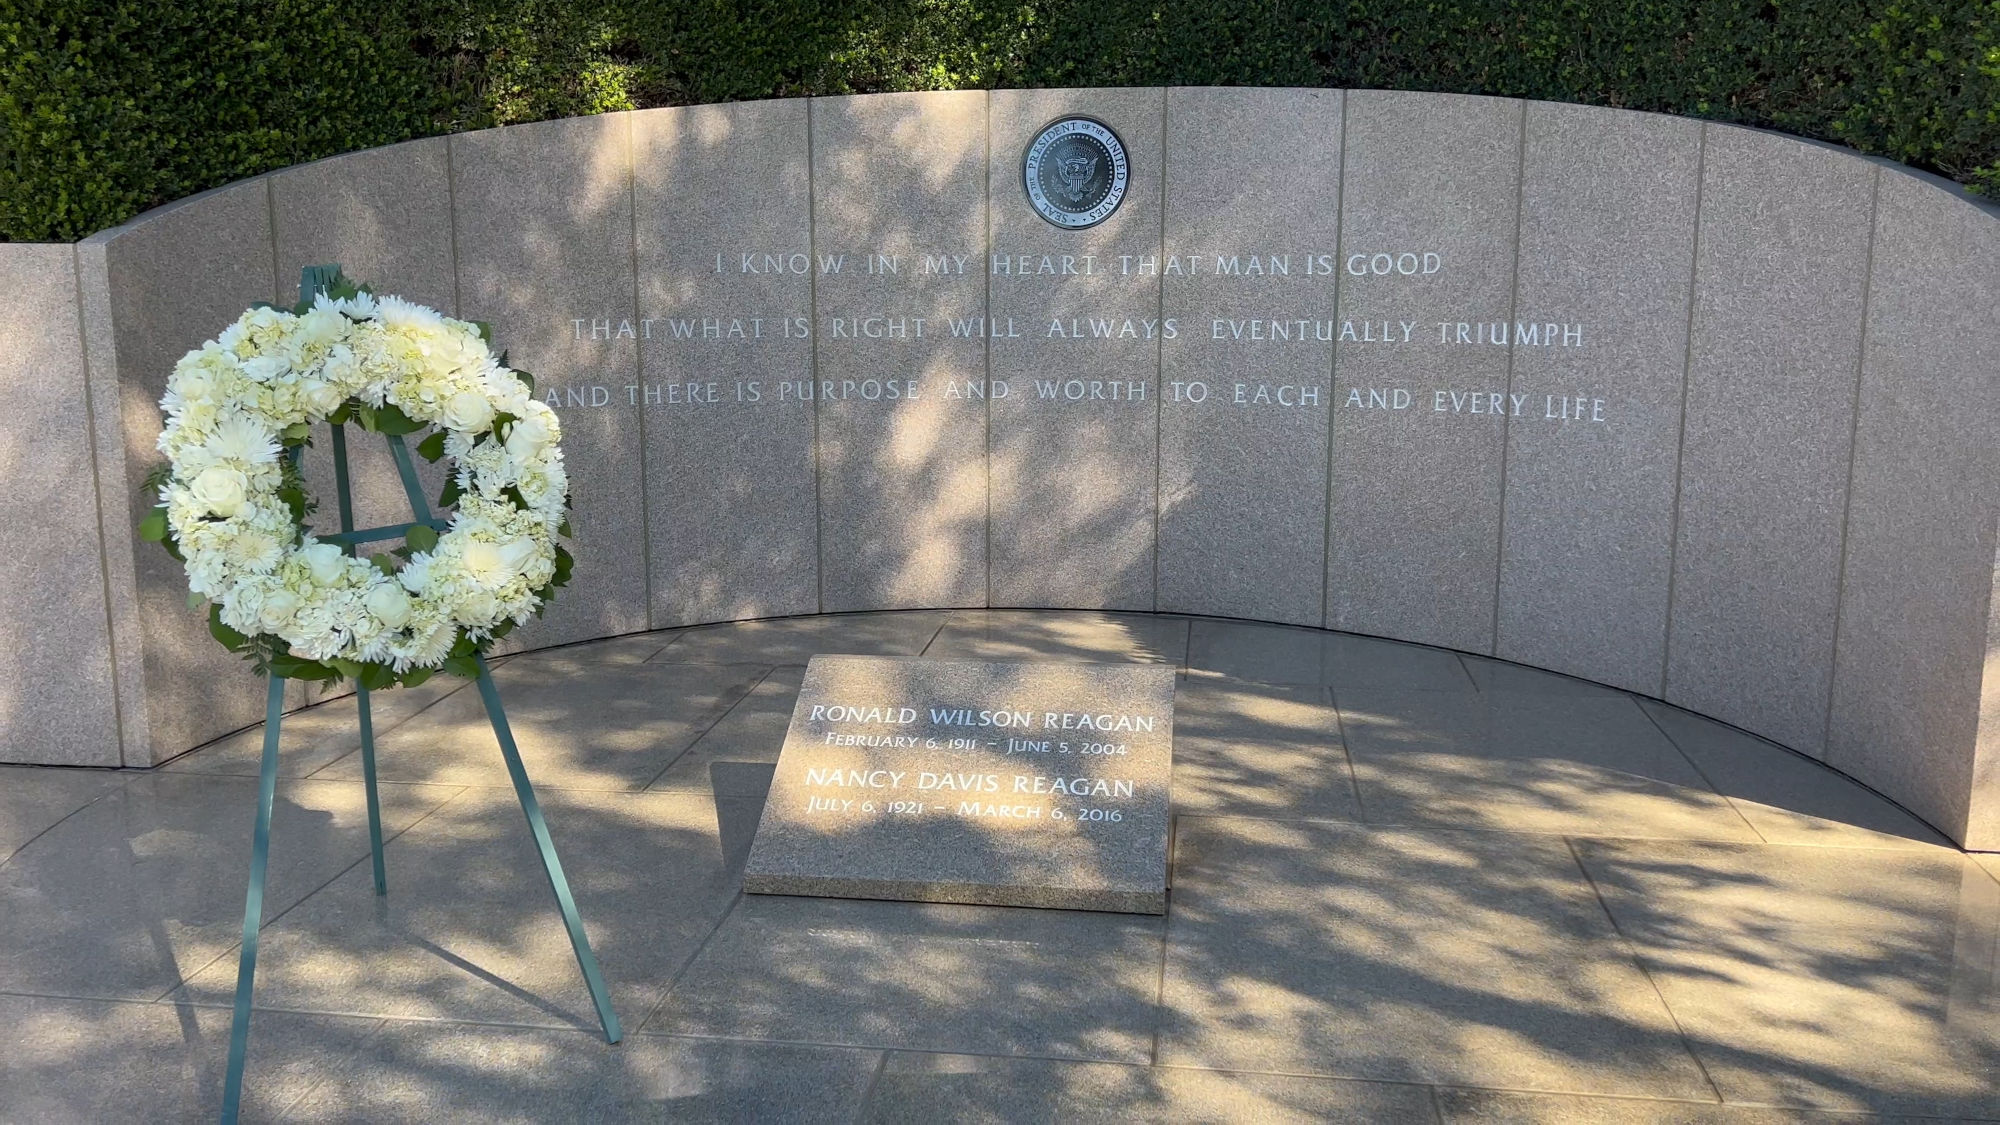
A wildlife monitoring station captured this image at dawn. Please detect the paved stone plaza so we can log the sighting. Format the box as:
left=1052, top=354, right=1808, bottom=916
left=2, top=610, right=1994, bottom=1122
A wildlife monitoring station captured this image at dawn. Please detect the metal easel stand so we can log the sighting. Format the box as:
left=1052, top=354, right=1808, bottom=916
left=218, top=273, right=618, bottom=1124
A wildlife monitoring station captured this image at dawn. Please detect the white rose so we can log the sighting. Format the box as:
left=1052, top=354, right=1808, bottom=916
left=189, top=466, right=249, bottom=517
left=454, top=590, right=499, bottom=626
left=259, top=588, right=303, bottom=632
left=301, top=378, right=346, bottom=415
left=240, top=355, right=286, bottom=383
left=503, top=412, right=550, bottom=459
left=441, top=389, right=495, bottom=433
left=175, top=368, right=215, bottom=403
left=363, top=582, right=413, bottom=629
left=496, top=536, right=538, bottom=574
left=300, top=542, right=348, bottom=587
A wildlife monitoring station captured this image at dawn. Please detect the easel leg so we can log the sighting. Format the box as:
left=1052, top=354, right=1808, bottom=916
left=472, top=655, right=622, bottom=1043
left=220, top=674, right=285, bottom=1124
left=356, top=686, right=388, bottom=896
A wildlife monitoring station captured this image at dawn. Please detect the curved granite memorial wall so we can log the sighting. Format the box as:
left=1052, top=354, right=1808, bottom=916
left=5, top=88, right=1999, bottom=848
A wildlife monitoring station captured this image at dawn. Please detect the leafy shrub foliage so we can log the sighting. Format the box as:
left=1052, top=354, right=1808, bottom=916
left=4, top=0, right=1996, bottom=241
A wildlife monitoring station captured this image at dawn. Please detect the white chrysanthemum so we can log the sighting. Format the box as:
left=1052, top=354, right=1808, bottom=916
left=203, top=415, right=281, bottom=467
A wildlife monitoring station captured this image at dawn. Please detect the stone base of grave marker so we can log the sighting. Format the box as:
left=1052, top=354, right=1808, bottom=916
left=742, top=656, right=1175, bottom=913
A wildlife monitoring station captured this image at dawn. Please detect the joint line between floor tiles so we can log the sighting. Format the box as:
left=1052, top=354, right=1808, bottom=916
left=1559, top=835, right=1725, bottom=1104
left=150, top=784, right=474, bottom=1003
left=1632, top=698, right=1768, bottom=843
left=636, top=666, right=778, bottom=791
left=851, top=1047, right=893, bottom=1125
left=633, top=888, right=747, bottom=1034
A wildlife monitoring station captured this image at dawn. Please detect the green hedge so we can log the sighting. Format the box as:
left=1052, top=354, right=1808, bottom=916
left=5, top=0, right=1997, bottom=242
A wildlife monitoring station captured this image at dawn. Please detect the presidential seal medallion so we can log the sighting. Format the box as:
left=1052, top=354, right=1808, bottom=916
left=1024, top=117, right=1129, bottom=229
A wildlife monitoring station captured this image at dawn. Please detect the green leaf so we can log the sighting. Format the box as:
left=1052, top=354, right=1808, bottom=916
left=326, top=402, right=355, bottom=426
left=208, top=604, right=247, bottom=650
left=490, top=411, right=518, bottom=443
left=438, top=478, right=463, bottom=510
left=328, top=657, right=366, bottom=680
left=370, top=553, right=399, bottom=576
left=269, top=653, right=339, bottom=683
left=514, top=369, right=535, bottom=392
left=473, top=321, right=493, bottom=343
left=501, top=485, right=530, bottom=511
left=556, top=518, right=571, bottom=539
left=401, top=667, right=434, bottom=689
left=358, top=662, right=397, bottom=691
left=441, top=655, right=480, bottom=679
left=138, top=508, right=168, bottom=542
left=403, top=524, right=440, bottom=554
left=281, top=422, right=312, bottom=444
left=415, top=430, right=447, bottom=462
left=371, top=403, right=426, bottom=436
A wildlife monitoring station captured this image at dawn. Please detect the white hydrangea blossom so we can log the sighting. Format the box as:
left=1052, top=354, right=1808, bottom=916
left=156, top=292, right=568, bottom=674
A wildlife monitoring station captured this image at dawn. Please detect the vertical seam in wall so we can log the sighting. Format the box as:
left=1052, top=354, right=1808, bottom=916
left=985, top=90, right=994, bottom=609
left=806, top=98, right=826, bottom=614
left=265, top=177, right=283, bottom=302
left=1659, top=123, right=1708, bottom=700
left=72, top=244, right=129, bottom=765
left=1153, top=90, right=1169, bottom=612
left=1321, top=92, right=1350, bottom=630
left=625, top=113, right=654, bottom=630
left=446, top=135, right=463, bottom=318
left=1822, top=165, right=1883, bottom=763
left=1488, top=100, right=1528, bottom=657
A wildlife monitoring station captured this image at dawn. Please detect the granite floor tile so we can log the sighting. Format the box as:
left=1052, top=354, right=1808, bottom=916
left=0, top=774, right=460, bottom=1000
left=0, top=764, right=128, bottom=860
left=1574, top=839, right=2000, bottom=1116
left=922, top=610, right=1191, bottom=664
left=1638, top=700, right=1954, bottom=850
left=1157, top=816, right=1715, bottom=1098
left=0, top=993, right=378, bottom=1124
left=175, top=788, right=753, bottom=1032
left=649, top=892, right=1166, bottom=1062
left=650, top=611, right=949, bottom=666
left=1462, top=656, right=1628, bottom=699
left=1187, top=619, right=1476, bottom=691
left=862, top=1052, right=1438, bottom=1123
left=646, top=667, right=799, bottom=797
left=1340, top=689, right=1757, bottom=840
left=1434, top=1088, right=1961, bottom=1122
left=314, top=660, right=765, bottom=790
left=285, top=1020, right=880, bottom=1124
left=164, top=675, right=473, bottom=779
left=1169, top=678, right=1360, bottom=820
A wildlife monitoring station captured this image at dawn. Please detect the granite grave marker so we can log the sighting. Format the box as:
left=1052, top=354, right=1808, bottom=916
left=742, top=655, right=1175, bottom=913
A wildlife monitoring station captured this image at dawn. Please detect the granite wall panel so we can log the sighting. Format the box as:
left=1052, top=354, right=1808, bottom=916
left=1326, top=91, right=1523, bottom=652
left=988, top=87, right=1165, bottom=610
left=84, top=180, right=291, bottom=764
left=452, top=115, right=649, bottom=648
left=0, top=246, right=122, bottom=765
left=633, top=101, right=820, bottom=626
left=811, top=91, right=991, bottom=612
left=1156, top=87, right=1341, bottom=627
left=1495, top=102, right=1701, bottom=695
left=272, top=137, right=457, bottom=546
left=1830, top=171, right=2000, bottom=843
left=1665, top=125, right=1876, bottom=757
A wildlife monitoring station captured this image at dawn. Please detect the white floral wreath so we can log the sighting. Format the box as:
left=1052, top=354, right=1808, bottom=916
left=141, top=272, right=572, bottom=689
